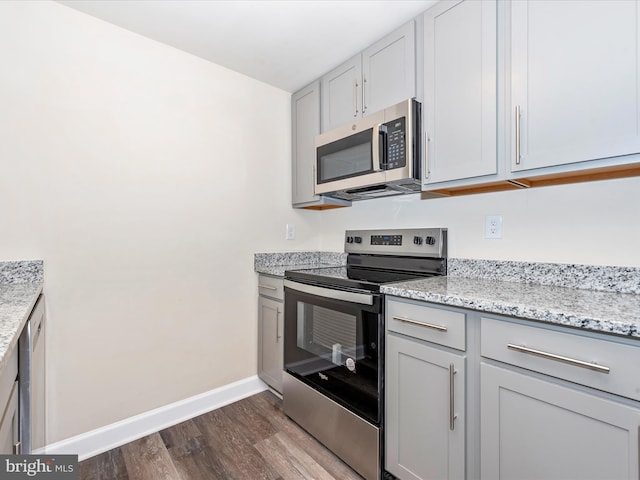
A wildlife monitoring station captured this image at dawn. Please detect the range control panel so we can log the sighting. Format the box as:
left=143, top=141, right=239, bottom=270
left=344, top=228, right=447, bottom=258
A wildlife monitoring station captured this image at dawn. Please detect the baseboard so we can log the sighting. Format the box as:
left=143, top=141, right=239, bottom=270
left=37, top=375, right=267, bottom=461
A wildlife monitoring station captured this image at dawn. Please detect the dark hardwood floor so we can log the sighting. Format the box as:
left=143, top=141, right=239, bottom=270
left=79, top=391, right=363, bottom=480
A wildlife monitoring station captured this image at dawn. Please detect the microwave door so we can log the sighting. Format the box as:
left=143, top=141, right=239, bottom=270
left=315, top=125, right=387, bottom=195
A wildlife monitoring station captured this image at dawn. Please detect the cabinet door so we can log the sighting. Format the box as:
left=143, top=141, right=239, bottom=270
left=386, top=334, right=465, bottom=480
left=321, top=55, right=362, bottom=132
left=0, top=381, right=19, bottom=454
left=292, top=82, right=321, bottom=205
left=363, top=20, right=416, bottom=117
left=481, top=363, right=640, bottom=480
left=423, top=0, right=497, bottom=184
left=258, top=296, right=283, bottom=393
left=511, top=0, right=640, bottom=172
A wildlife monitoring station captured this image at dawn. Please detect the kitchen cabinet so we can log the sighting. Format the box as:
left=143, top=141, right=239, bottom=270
left=18, top=294, right=46, bottom=453
left=422, top=0, right=497, bottom=186
left=385, top=298, right=466, bottom=480
left=509, top=0, right=640, bottom=173
left=0, top=348, right=19, bottom=454
left=321, top=21, right=416, bottom=132
left=420, top=0, right=640, bottom=198
left=257, top=275, right=284, bottom=393
left=291, top=82, right=350, bottom=209
left=480, top=316, right=640, bottom=480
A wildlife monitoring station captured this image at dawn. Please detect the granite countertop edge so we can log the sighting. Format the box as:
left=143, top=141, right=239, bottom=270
left=382, top=277, right=640, bottom=340
left=0, top=261, right=45, bottom=374
left=255, top=251, right=347, bottom=277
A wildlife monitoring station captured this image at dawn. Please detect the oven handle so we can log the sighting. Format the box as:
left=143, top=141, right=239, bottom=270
left=284, top=279, right=374, bottom=306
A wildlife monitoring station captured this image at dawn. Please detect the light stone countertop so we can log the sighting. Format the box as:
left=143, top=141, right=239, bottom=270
left=0, top=261, right=44, bottom=374
left=382, top=276, right=640, bottom=339
left=254, top=251, right=347, bottom=277
left=256, top=253, right=640, bottom=339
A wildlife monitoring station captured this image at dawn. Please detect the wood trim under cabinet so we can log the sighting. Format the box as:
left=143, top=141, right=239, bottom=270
left=423, top=163, right=640, bottom=198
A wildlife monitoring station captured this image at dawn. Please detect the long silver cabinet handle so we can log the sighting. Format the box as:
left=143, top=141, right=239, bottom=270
left=362, top=77, right=367, bottom=114
left=515, top=105, right=521, bottom=165
left=449, top=364, right=456, bottom=431
left=353, top=79, right=359, bottom=117
left=507, top=344, right=610, bottom=374
left=258, top=284, right=278, bottom=291
left=276, top=307, right=281, bottom=340
left=392, top=316, right=447, bottom=332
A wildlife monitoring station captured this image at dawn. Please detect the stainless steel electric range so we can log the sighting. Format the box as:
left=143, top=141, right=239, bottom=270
left=282, top=228, right=448, bottom=480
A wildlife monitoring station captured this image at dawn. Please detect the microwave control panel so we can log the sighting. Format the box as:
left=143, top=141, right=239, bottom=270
left=384, top=117, right=406, bottom=170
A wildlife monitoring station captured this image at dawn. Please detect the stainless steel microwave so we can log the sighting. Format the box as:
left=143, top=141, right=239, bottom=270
left=314, top=98, right=421, bottom=201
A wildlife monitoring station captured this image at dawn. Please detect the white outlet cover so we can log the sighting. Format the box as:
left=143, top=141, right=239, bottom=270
left=485, top=215, right=503, bottom=239
left=286, top=223, right=296, bottom=240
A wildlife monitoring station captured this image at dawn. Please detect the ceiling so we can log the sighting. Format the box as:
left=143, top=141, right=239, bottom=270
left=57, top=0, right=437, bottom=93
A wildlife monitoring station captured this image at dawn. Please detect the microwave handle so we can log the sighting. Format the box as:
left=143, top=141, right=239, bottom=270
left=372, top=124, right=388, bottom=172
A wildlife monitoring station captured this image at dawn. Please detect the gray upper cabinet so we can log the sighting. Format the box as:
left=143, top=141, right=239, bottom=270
left=510, top=0, right=640, bottom=173
left=321, top=21, right=416, bottom=132
left=422, top=0, right=497, bottom=186
left=292, top=82, right=320, bottom=206
left=321, top=55, right=362, bottom=133
left=291, top=82, right=350, bottom=209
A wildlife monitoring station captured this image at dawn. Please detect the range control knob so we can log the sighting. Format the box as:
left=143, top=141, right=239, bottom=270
left=346, top=236, right=354, bottom=244
left=425, top=236, right=436, bottom=246
left=354, top=236, right=362, bottom=244
left=413, top=236, right=423, bottom=245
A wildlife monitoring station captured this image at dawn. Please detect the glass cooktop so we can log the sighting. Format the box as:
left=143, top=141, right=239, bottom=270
left=284, top=265, right=435, bottom=293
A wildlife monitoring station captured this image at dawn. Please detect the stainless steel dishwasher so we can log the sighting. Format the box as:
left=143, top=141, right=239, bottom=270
left=18, top=294, right=46, bottom=453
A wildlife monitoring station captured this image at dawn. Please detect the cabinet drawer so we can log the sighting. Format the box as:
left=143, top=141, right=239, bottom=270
left=387, top=298, right=466, bottom=351
left=0, top=347, right=18, bottom=418
left=258, top=274, right=284, bottom=301
left=481, top=316, right=640, bottom=401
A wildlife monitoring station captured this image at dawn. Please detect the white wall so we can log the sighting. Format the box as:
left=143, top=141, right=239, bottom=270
left=0, top=1, right=320, bottom=444
left=313, top=176, right=640, bottom=267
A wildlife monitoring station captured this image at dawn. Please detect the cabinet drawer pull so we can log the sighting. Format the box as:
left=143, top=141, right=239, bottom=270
left=507, top=344, right=610, bottom=374
left=393, top=316, right=447, bottom=332
left=258, top=284, right=278, bottom=291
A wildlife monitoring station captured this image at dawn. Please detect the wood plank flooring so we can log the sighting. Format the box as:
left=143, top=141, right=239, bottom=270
left=79, top=391, right=363, bottom=480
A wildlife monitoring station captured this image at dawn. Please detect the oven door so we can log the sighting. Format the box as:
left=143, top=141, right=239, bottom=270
left=283, top=279, right=382, bottom=425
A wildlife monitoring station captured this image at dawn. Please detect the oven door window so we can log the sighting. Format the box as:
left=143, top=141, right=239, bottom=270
left=284, top=288, right=381, bottom=425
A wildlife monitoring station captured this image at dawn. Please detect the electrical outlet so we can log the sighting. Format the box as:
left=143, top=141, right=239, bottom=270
left=285, top=224, right=296, bottom=240
left=485, top=215, right=503, bottom=239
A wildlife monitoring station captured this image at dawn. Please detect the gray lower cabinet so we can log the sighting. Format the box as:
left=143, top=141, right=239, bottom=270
left=0, top=348, right=19, bottom=454
left=385, top=297, right=640, bottom=480
left=481, top=363, right=640, bottom=480
left=257, top=275, right=284, bottom=393
left=480, top=316, right=640, bottom=480
left=385, top=298, right=466, bottom=480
